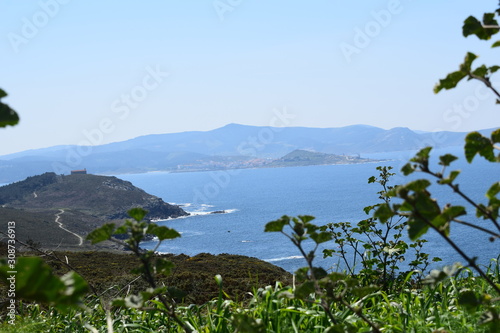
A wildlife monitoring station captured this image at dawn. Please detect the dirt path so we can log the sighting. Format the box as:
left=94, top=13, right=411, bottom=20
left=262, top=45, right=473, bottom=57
left=55, top=209, right=84, bottom=246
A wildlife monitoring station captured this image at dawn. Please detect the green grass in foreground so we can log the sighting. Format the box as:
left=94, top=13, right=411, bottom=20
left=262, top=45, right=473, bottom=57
left=1, top=259, right=498, bottom=333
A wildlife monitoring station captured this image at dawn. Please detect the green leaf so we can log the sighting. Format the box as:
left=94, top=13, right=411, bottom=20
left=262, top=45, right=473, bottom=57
left=439, top=154, right=458, bottom=167
left=0, top=257, right=88, bottom=310
left=472, top=65, right=488, bottom=77
left=265, top=216, right=290, bottom=232
left=458, top=290, right=482, bottom=311
left=461, top=52, right=478, bottom=71
left=401, top=163, right=415, bottom=176
left=463, top=14, right=499, bottom=40
left=309, top=231, right=332, bottom=244
left=434, top=52, right=484, bottom=94
left=490, top=65, right=500, bottom=74
left=493, top=40, right=500, bottom=47
left=434, top=70, right=467, bottom=93
left=486, top=182, right=500, bottom=199
left=148, top=225, right=181, bottom=241
left=491, top=129, right=500, bottom=143
left=294, top=267, right=309, bottom=283
left=155, top=258, right=175, bottom=275
left=0, top=92, right=20, bottom=128
left=111, top=298, right=126, bottom=307
left=407, top=217, right=430, bottom=241
left=295, top=280, right=315, bottom=299
left=298, top=215, right=315, bottom=223
left=373, top=203, right=394, bottom=223
left=482, top=182, right=500, bottom=220
left=431, top=205, right=466, bottom=236
left=59, top=272, right=88, bottom=305
left=442, top=205, right=467, bottom=219
left=128, top=208, right=148, bottom=222
left=411, top=147, right=432, bottom=168
left=0, top=88, right=19, bottom=127
left=311, top=267, right=328, bottom=280
left=405, top=179, right=431, bottom=192
left=438, top=170, right=460, bottom=185
left=463, top=16, right=484, bottom=38
left=464, top=131, right=496, bottom=162
left=414, top=191, right=440, bottom=218
left=403, top=190, right=441, bottom=240
left=325, top=272, right=347, bottom=282
left=114, top=223, right=129, bottom=235
left=86, top=223, right=116, bottom=244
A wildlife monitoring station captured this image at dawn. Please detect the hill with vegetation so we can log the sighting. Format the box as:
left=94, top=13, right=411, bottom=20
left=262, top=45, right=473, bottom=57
left=0, top=172, right=186, bottom=220
left=268, top=149, right=379, bottom=167
left=0, top=172, right=187, bottom=250
left=0, top=244, right=292, bottom=306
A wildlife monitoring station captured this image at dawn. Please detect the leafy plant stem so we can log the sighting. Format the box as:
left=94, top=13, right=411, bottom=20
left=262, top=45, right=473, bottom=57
left=469, top=72, right=500, bottom=100
left=410, top=209, right=500, bottom=295
left=284, top=231, right=339, bottom=325
left=426, top=169, right=500, bottom=233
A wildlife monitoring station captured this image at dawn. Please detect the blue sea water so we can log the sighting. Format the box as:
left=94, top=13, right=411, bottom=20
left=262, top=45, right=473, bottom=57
left=117, top=147, right=499, bottom=273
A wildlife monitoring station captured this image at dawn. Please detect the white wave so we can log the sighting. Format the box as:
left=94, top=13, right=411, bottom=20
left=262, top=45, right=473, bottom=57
left=151, top=214, right=192, bottom=222
left=179, top=231, right=205, bottom=236
left=187, top=211, right=213, bottom=216
left=154, top=251, right=173, bottom=255
left=186, top=208, right=238, bottom=215
left=263, top=256, right=303, bottom=262
left=241, top=240, right=253, bottom=243
left=152, top=208, right=238, bottom=222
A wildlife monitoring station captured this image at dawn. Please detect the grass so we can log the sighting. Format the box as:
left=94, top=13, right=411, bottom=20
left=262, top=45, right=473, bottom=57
left=1, top=258, right=498, bottom=332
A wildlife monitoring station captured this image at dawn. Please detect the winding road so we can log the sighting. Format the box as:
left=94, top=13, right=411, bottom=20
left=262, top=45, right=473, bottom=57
left=55, top=209, right=84, bottom=246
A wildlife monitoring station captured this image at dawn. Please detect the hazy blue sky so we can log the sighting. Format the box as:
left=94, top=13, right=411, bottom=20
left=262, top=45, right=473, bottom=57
left=1, top=1, right=499, bottom=155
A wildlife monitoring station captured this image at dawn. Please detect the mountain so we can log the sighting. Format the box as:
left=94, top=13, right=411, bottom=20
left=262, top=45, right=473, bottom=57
left=0, top=123, right=493, bottom=183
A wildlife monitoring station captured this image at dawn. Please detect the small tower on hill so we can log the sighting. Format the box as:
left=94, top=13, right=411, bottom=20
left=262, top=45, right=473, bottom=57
left=70, top=169, right=87, bottom=175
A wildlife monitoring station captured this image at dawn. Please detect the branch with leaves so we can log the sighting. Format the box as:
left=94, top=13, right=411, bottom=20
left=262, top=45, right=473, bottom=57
left=87, top=208, right=194, bottom=333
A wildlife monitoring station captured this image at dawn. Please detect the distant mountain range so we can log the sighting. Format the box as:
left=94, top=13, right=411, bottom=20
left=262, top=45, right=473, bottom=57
left=0, top=124, right=493, bottom=183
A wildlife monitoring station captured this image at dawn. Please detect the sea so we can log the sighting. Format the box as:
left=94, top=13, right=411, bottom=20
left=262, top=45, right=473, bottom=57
left=116, top=147, right=499, bottom=274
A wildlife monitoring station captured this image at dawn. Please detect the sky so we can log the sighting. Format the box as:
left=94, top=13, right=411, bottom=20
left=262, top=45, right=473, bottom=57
left=0, top=0, right=499, bottom=156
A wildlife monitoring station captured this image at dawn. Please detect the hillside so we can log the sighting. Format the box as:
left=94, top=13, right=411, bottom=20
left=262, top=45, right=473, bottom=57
left=0, top=172, right=188, bottom=250
left=0, top=172, right=187, bottom=220
left=268, top=149, right=378, bottom=167
left=0, top=123, right=494, bottom=183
